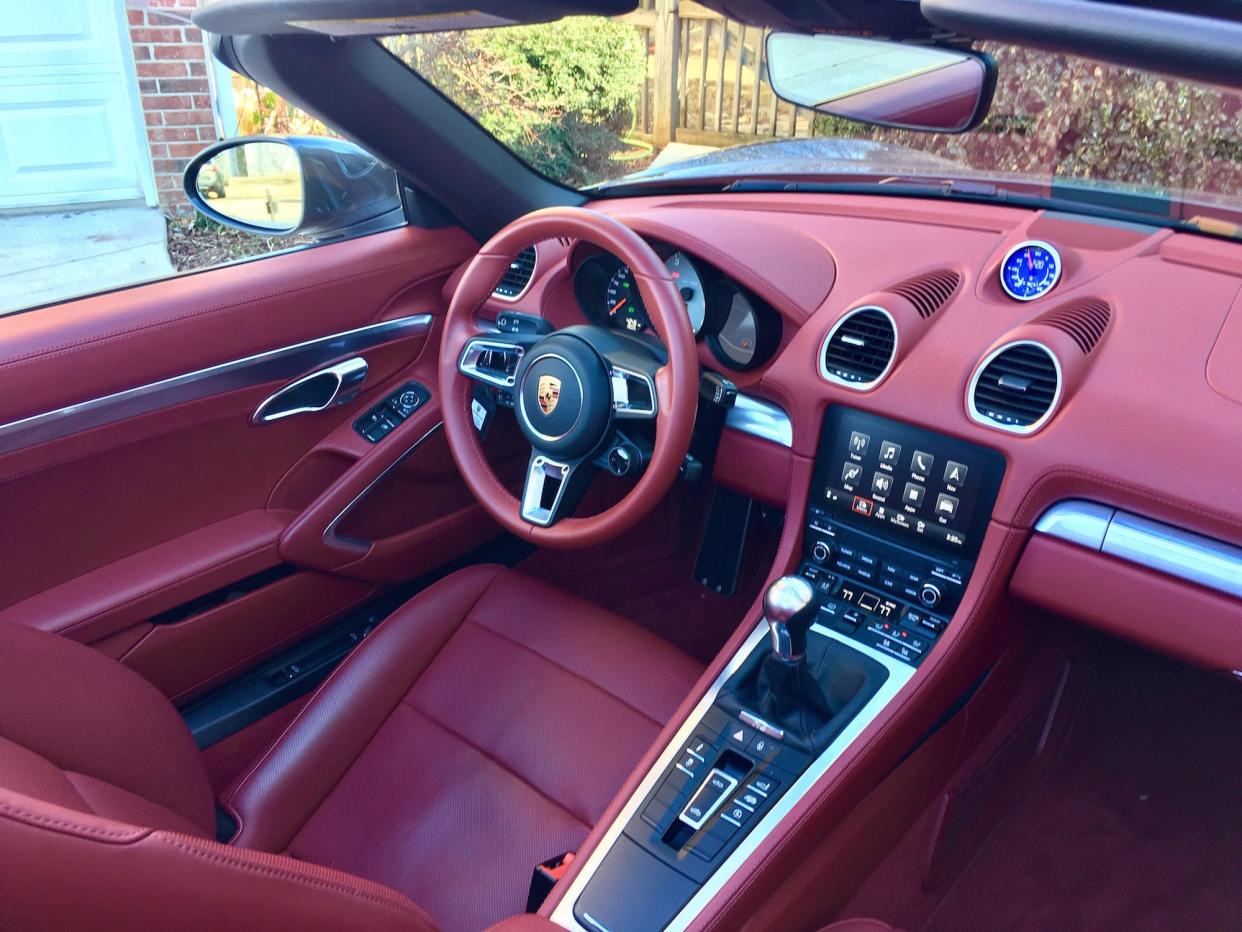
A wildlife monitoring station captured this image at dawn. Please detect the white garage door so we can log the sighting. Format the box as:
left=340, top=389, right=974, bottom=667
left=0, top=4, right=154, bottom=210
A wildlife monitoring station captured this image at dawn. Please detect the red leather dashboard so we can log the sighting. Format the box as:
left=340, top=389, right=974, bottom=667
left=495, top=191, right=1242, bottom=669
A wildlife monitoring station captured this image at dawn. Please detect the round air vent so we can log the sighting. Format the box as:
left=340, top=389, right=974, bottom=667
left=968, top=340, right=1063, bottom=434
left=819, top=306, right=898, bottom=390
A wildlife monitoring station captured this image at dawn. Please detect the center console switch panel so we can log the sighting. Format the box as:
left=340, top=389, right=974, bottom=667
left=575, top=631, right=888, bottom=931
left=801, top=406, right=1004, bottom=666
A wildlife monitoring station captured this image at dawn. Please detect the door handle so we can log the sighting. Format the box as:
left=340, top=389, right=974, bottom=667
left=252, top=357, right=368, bottom=424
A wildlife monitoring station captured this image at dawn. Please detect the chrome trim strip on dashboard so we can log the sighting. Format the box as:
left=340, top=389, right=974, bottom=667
left=0, top=313, right=434, bottom=455
left=549, top=622, right=915, bottom=932
left=1033, top=500, right=1114, bottom=550
left=724, top=393, right=793, bottom=448
left=1034, top=500, right=1242, bottom=600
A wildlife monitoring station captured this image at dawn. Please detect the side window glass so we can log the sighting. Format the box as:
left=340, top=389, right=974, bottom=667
left=1, top=5, right=401, bottom=317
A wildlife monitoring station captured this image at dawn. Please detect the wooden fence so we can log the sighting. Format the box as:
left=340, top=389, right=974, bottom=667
left=619, top=0, right=815, bottom=150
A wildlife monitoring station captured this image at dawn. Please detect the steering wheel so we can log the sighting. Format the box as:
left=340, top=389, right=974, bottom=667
left=439, top=206, right=698, bottom=549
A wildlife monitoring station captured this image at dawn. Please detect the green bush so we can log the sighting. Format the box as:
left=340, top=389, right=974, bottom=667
left=389, top=18, right=645, bottom=186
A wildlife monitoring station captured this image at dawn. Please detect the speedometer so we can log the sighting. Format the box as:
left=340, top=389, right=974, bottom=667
left=600, top=251, right=708, bottom=335
left=1000, top=241, right=1061, bottom=301
left=604, top=265, right=652, bottom=333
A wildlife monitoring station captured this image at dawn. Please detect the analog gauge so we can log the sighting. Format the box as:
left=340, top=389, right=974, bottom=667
left=712, top=286, right=759, bottom=367
left=665, top=251, right=706, bottom=335
left=1000, top=241, right=1062, bottom=301
left=604, top=265, right=653, bottom=334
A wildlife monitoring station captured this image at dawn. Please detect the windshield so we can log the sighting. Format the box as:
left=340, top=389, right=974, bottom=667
left=384, top=12, right=1242, bottom=228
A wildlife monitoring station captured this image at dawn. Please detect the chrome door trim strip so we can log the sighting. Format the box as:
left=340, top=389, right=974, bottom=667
left=549, top=621, right=915, bottom=932
left=724, top=393, right=793, bottom=448
left=1035, top=500, right=1242, bottom=600
left=0, top=313, right=433, bottom=455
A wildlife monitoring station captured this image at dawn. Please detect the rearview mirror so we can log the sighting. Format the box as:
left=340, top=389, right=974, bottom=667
left=184, top=136, right=403, bottom=238
left=765, top=33, right=995, bottom=133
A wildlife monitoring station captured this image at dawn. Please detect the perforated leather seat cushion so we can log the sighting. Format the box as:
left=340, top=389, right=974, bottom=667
left=224, top=564, right=703, bottom=931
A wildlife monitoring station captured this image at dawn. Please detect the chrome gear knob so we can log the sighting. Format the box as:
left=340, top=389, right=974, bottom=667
left=763, top=575, right=820, bottom=662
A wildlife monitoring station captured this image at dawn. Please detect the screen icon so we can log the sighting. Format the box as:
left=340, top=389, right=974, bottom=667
left=851, top=496, right=874, bottom=517
left=871, top=473, right=893, bottom=496
left=841, top=462, right=863, bottom=485
left=911, top=450, right=934, bottom=475
left=902, top=482, right=925, bottom=507
left=944, top=461, right=968, bottom=485
left=849, top=431, right=870, bottom=455
left=935, top=493, right=959, bottom=519
left=879, top=441, right=901, bottom=464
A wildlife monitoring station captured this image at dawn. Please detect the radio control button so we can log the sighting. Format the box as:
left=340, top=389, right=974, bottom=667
left=811, top=541, right=831, bottom=563
left=919, top=582, right=943, bottom=609
left=848, top=432, right=870, bottom=455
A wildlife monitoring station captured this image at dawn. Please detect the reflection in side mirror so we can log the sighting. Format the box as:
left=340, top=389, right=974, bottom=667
left=184, top=136, right=403, bottom=239
left=191, top=141, right=303, bottom=232
left=765, top=33, right=994, bottom=133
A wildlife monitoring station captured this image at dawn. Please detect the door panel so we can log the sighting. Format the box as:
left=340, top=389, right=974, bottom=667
left=0, top=224, right=496, bottom=699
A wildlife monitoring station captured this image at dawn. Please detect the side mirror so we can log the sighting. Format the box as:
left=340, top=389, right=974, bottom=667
left=764, top=33, right=995, bottom=133
left=183, top=136, right=403, bottom=238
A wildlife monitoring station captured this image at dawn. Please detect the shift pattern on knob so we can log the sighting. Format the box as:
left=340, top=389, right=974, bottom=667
left=764, top=576, right=820, bottom=661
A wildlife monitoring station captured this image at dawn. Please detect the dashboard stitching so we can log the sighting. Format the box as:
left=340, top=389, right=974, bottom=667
left=1012, top=466, right=1242, bottom=536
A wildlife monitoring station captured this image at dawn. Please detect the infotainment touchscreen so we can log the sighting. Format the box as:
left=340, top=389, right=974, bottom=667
left=811, top=406, right=1005, bottom=560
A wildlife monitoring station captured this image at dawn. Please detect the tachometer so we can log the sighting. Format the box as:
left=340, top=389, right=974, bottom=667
left=1000, top=241, right=1061, bottom=301
left=665, top=251, right=705, bottom=335
left=604, top=265, right=653, bottom=333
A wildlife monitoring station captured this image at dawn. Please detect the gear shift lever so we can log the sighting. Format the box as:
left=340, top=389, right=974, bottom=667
left=763, top=576, right=820, bottom=662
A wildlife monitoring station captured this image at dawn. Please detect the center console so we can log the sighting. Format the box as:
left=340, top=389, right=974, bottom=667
left=800, top=406, right=1005, bottom=666
left=551, top=406, right=1004, bottom=932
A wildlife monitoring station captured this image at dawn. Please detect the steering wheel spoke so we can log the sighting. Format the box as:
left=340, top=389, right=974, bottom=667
left=520, top=450, right=593, bottom=527
left=457, top=334, right=530, bottom=390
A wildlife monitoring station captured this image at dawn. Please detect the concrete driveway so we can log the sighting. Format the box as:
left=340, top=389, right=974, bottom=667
left=0, top=206, right=174, bottom=316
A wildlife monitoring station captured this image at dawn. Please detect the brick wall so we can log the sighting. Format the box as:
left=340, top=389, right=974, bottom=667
left=126, top=0, right=219, bottom=214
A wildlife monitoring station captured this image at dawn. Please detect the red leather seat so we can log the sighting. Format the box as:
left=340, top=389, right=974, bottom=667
left=0, top=565, right=702, bottom=931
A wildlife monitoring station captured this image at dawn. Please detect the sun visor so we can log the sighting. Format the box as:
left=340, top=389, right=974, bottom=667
left=193, top=0, right=636, bottom=37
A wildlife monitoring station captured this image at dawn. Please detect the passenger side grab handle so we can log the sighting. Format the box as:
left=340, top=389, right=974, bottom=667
left=252, top=358, right=368, bottom=424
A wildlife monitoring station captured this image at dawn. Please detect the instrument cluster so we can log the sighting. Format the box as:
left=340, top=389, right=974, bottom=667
left=572, top=246, right=782, bottom=371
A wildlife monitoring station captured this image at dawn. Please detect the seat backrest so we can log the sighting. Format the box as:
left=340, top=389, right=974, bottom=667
left=0, top=620, right=215, bottom=834
left=0, top=622, right=436, bottom=931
